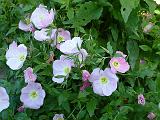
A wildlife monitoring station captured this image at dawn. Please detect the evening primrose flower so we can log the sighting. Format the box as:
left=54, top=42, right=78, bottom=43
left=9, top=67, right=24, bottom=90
left=78, top=49, right=88, bottom=62
left=80, top=81, right=91, bottom=91
left=6, top=41, right=27, bottom=70
left=116, top=51, right=127, bottom=58
left=138, top=94, right=145, bottom=105
left=60, top=37, right=82, bottom=54
left=60, top=55, right=74, bottom=67
left=34, top=29, right=50, bottom=41
left=57, top=28, right=71, bottom=43
left=20, top=83, right=45, bottom=109
left=89, top=68, right=118, bottom=96
left=0, top=87, right=9, bottom=112
left=53, top=28, right=71, bottom=49
left=24, top=67, right=37, bottom=83
left=53, top=114, right=64, bottom=120
left=18, top=20, right=35, bottom=32
left=109, top=57, right=130, bottom=73
left=52, top=60, right=72, bottom=83
left=59, top=37, right=88, bottom=63
left=143, top=22, right=154, bottom=33
left=147, top=112, right=156, bottom=120
left=30, top=4, right=55, bottom=29
left=82, top=70, right=90, bottom=81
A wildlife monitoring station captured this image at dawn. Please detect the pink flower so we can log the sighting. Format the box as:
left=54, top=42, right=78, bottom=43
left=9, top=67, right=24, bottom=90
left=109, top=57, right=130, bottom=73
left=147, top=112, right=156, bottom=120
left=82, top=70, right=90, bottom=81
left=30, top=4, right=55, bottom=29
left=80, top=81, right=91, bottom=91
left=89, top=68, right=118, bottom=96
left=24, top=67, right=37, bottom=83
left=143, top=22, right=154, bottom=33
left=34, top=29, right=50, bottom=41
left=20, top=82, right=45, bottom=109
left=6, top=41, right=27, bottom=70
left=138, top=94, right=145, bottom=105
left=51, top=28, right=71, bottom=49
left=0, top=87, right=10, bottom=112
left=17, top=105, right=25, bottom=112
left=116, top=51, right=127, bottom=58
left=18, top=20, right=35, bottom=32
left=53, top=114, right=64, bottom=120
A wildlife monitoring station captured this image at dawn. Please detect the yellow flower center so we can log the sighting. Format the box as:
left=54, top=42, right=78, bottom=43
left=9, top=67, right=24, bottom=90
left=57, top=118, right=64, bottom=120
left=39, top=15, right=45, bottom=20
left=19, top=54, right=25, bottom=61
left=113, top=61, right=119, bottom=68
left=25, top=18, right=30, bottom=25
left=57, top=36, right=64, bottom=43
left=100, top=76, right=108, bottom=84
left=64, top=67, right=70, bottom=75
left=29, top=90, right=38, bottom=100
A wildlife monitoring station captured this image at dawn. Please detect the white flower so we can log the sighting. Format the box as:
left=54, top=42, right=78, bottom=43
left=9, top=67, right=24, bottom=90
left=30, top=4, right=55, bottom=29
left=52, top=60, right=72, bottom=83
left=0, top=87, right=9, bottom=112
left=18, top=20, right=34, bottom=32
left=78, top=49, right=88, bottom=62
left=34, top=29, right=50, bottom=41
left=59, top=37, right=82, bottom=54
left=6, top=41, right=27, bottom=70
left=53, top=114, right=64, bottom=120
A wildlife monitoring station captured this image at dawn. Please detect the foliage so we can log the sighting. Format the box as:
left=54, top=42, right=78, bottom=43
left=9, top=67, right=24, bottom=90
left=0, top=0, right=160, bottom=120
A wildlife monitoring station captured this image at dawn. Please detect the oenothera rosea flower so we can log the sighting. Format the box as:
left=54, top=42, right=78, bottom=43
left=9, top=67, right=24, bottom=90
left=18, top=20, right=35, bottom=32
left=60, top=55, right=74, bottom=67
left=147, top=112, right=156, bottom=120
left=89, top=68, right=118, bottom=96
left=80, top=81, right=91, bottom=91
left=53, top=114, right=64, bottom=120
left=30, top=4, right=55, bottom=29
left=82, top=70, right=90, bottom=81
left=52, top=59, right=72, bottom=83
left=6, top=41, right=27, bottom=70
left=116, top=51, right=127, bottom=58
left=60, top=37, right=88, bottom=62
left=0, top=87, right=9, bottom=112
left=20, top=83, right=45, bottom=109
left=80, top=70, right=91, bottom=91
left=24, top=67, right=37, bottom=83
left=138, top=94, right=145, bottom=105
left=143, top=22, right=154, bottom=33
left=34, top=29, right=50, bottom=41
left=53, top=28, right=71, bottom=49
left=109, top=57, right=130, bottom=73
left=60, top=37, right=82, bottom=54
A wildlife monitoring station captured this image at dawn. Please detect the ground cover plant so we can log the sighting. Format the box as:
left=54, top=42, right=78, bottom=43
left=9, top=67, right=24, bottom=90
left=0, top=0, right=160, bottom=120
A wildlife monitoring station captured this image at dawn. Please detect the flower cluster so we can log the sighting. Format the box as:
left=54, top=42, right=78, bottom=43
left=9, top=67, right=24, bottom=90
left=3, top=3, right=131, bottom=119
left=82, top=51, right=130, bottom=96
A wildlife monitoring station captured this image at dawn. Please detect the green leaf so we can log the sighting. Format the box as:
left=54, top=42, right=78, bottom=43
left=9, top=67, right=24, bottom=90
left=69, top=1, right=103, bottom=27
left=86, top=99, right=97, bottom=117
left=120, top=0, right=140, bottom=23
left=15, top=113, right=31, bottom=120
left=139, top=45, right=152, bottom=51
left=144, top=0, right=157, bottom=13
left=6, top=26, right=17, bottom=36
left=127, top=40, right=139, bottom=69
left=107, top=42, right=113, bottom=56
left=156, top=73, right=160, bottom=92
